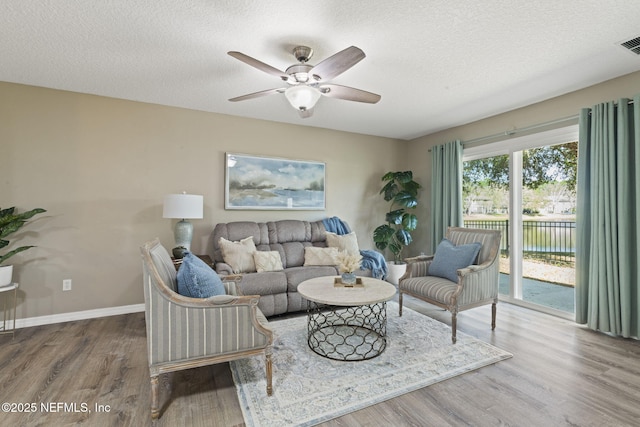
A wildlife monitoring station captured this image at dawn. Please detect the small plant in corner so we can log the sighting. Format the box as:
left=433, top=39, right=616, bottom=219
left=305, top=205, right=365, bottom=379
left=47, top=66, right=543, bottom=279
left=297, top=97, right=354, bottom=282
left=0, top=207, right=47, bottom=265
left=373, top=171, right=421, bottom=264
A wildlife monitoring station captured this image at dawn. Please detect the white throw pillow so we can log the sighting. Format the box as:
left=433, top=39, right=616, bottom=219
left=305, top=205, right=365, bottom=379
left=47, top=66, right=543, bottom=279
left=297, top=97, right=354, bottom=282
left=253, top=251, right=284, bottom=273
left=325, top=232, right=359, bottom=256
left=218, top=236, right=257, bottom=273
left=304, top=246, right=339, bottom=266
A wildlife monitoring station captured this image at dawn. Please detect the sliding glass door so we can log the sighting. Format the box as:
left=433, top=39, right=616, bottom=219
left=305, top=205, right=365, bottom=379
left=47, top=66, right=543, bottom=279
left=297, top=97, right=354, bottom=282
left=462, top=127, right=578, bottom=318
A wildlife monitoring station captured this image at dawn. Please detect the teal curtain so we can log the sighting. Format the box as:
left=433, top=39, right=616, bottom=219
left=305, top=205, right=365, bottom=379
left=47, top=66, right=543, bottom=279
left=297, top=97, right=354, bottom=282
left=430, top=140, right=463, bottom=253
left=576, top=95, right=640, bottom=338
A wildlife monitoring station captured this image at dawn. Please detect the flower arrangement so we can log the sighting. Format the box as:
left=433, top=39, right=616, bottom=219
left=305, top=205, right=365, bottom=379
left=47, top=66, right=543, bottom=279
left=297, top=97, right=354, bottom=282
left=334, top=250, right=362, bottom=274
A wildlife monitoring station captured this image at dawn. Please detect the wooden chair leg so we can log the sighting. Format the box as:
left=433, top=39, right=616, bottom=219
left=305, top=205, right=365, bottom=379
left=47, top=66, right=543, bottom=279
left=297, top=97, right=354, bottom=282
left=451, top=311, right=457, bottom=344
left=398, top=291, right=403, bottom=317
left=265, top=351, right=273, bottom=396
left=150, top=375, right=160, bottom=420
left=491, top=302, right=497, bottom=330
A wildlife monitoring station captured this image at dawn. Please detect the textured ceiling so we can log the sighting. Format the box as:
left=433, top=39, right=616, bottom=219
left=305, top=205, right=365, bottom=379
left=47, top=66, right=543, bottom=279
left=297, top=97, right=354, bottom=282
left=2, top=0, right=640, bottom=140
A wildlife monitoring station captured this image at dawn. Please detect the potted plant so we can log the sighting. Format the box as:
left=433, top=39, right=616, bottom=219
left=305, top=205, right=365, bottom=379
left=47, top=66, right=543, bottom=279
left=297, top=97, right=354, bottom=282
left=373, top=171, right=421, bottom=284
left=0, top=206, right=46, bottom=286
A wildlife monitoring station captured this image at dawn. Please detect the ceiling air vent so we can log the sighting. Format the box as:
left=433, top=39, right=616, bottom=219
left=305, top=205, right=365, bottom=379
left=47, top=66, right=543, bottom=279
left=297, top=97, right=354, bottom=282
left=620, top=36, right=640, bottom=55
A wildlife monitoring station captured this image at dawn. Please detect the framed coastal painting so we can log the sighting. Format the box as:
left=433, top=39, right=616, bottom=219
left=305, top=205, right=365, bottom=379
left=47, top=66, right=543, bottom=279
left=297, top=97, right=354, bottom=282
left=225, top=153, right=326, bottom=210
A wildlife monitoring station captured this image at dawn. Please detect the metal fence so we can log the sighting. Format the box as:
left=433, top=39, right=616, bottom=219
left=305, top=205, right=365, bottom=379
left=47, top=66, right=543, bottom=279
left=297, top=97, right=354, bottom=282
left=464, top=219, right=576, bottom=264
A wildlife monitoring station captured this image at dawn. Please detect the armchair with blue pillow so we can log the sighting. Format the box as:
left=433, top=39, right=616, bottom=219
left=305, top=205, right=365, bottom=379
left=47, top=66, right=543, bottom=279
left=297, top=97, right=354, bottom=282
left=398, top=227, right=501, bottom=343
left=140, top=238, right=273, bottom=419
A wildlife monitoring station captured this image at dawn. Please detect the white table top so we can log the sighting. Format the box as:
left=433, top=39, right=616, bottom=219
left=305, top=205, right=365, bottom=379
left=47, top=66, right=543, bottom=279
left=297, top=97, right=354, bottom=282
left=0, top=282, right=18, bottom=292
left=298, top=276, right=396, bottom=306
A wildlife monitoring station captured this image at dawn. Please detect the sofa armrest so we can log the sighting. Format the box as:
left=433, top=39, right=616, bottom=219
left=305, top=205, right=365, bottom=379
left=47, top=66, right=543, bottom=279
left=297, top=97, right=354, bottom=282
left=455, top=258, right=500, bottom=306
left=405, top=254, right=434, bottom=263
left=221, top=274, right=243, bottom=296
left=160, top=289, right=260, bottom=308
left=399, top=255, right=433, bottom=282
left=215, top=262, right=234, bottom=275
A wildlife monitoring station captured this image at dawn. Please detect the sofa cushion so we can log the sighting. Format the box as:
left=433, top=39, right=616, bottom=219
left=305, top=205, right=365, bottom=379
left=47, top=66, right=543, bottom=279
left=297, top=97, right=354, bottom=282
left=236, top=271, right=288, bottom=296
left=279, top=241, right=308, bottom=268
left=253, top=250, right=284, bottom=272
left=325, top=231, right=359, bottom=256
left=429, top=238, right=481, bottom=283
left=218, top=236, right=257, bottom=273
left=176, top=252, right=225, bottom=298
left=304, top=246, right=338, bottom=266
left=212, top=221, right=268, bottom=263
left=267, top=219, right=311, bottom=243
left=285, top=266, right=339, bottom=292
left=401, top=275, right=458, bottom=302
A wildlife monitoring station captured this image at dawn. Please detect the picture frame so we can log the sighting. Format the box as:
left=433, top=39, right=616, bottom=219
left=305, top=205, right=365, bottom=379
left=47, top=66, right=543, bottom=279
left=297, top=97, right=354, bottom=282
left=225, top=153, right=326, bottom=210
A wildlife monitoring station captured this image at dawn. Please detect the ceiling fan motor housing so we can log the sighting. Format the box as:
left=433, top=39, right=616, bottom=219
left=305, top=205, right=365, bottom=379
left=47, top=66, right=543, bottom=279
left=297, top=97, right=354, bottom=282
left=285, top=63, right=314, bottom=84
left=292, top=46, right=313, bottom=62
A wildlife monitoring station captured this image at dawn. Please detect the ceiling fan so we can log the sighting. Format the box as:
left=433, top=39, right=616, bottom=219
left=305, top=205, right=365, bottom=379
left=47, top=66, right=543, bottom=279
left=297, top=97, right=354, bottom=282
left=228, top=45, right=381, bottom=118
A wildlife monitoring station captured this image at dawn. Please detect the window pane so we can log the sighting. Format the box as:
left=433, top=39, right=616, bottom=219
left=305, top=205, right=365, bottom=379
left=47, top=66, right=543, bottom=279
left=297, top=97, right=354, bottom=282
left=462, top=154, right=510, bottom=296
left=520, top=142, right=576, bottom=312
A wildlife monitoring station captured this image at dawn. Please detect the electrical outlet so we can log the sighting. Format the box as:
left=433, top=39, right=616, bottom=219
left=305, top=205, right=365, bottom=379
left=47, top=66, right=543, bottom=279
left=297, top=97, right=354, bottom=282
left=63, top=279, right=72, bottom=291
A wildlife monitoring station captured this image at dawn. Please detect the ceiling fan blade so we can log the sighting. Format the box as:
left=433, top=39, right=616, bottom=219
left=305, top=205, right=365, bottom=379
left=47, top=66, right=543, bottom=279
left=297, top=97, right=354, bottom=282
left=229, top=88, right=283, bottom=102
left=310, top=46, right=366, bottom=81
left=228, top=51, right=289, bottom=81
left=319, top=84, right=381, bottom=104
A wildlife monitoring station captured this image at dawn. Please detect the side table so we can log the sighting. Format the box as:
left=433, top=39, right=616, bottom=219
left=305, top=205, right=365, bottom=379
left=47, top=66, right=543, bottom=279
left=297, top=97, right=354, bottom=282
left=172, top=254, right=214, bottom=270
left=0, top=282, right=18, bottom=338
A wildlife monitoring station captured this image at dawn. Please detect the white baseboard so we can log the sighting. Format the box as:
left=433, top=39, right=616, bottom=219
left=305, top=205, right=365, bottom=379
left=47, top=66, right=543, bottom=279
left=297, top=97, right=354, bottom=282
left=13, top=304, right=145, bottom=329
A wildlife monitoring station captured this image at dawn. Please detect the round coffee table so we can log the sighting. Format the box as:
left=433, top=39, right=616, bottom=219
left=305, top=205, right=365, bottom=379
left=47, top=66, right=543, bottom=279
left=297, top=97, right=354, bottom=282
left=297, top=276, right=396, bottom=361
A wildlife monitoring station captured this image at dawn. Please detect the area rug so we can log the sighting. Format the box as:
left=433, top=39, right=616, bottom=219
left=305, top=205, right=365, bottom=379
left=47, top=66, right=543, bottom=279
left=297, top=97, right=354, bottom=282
left=230, top=302, right=512, bottom=427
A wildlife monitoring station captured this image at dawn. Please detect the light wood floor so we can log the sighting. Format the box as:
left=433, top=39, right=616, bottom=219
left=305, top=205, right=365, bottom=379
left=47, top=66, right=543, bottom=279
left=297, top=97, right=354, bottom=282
left=1, top=296, right=639, bottom=427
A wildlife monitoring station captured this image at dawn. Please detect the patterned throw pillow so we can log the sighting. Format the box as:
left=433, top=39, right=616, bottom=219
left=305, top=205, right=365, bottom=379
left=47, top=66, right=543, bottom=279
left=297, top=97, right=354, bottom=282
left=428, top=238, right=482, bottom=283
left=303, top=246, right=339, bottom=266
left=325, top=232, right=359, bottom=256
left=253, top=251, right=284, bottom=272
left=176, top=252, right=226, bottom=298
left=218, top=236, right=257, bottom=273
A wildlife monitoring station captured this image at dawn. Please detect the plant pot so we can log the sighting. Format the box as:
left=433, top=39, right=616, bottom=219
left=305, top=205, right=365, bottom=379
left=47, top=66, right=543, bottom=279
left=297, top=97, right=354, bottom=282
left=386, top=261, right=406, bottom=285
left=341, top=272, right=357, bottom=285
left=0, top=265, right=13, bottom=287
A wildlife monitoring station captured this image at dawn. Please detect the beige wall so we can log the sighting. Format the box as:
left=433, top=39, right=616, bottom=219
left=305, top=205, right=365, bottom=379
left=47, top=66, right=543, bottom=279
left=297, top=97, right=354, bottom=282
left=1, top=82, right=405, bottom=320
left=407, top=70, right=640, bottom=253
left=5, top=70, right=640, bottom=320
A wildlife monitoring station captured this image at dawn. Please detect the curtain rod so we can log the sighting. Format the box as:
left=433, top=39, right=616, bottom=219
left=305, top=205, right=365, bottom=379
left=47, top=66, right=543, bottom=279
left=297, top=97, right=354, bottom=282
left=461, top=114, right=579, bottom=147
left=427, top=114, right=578, bottom=152
left=429, top=97, right=637, bottom=151
left=461, top=98, right=636, bottom=146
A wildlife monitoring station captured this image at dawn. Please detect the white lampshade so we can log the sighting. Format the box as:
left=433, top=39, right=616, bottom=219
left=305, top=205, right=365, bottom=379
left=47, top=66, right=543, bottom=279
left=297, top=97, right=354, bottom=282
left=163, top=194, right=203, bottom=219
left=284, top=85, right=321, bottom=111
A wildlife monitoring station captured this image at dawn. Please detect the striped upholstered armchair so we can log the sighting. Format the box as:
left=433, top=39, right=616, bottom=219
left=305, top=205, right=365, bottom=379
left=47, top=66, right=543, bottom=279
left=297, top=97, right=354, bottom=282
left=140, top=238, right=273, bottom=419
left=399, top=227, right=502, bottom=344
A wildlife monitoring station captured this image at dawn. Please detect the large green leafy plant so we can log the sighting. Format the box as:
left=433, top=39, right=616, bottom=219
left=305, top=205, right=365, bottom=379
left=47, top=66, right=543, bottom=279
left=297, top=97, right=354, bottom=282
left=0, top=207, right=46, bottom=265
left=373, top=171, right=421, bottom=263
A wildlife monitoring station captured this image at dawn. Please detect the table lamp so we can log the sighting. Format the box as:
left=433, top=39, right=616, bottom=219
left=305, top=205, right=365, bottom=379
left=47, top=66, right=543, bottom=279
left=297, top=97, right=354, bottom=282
left=163, top=193, right=204, bottom=255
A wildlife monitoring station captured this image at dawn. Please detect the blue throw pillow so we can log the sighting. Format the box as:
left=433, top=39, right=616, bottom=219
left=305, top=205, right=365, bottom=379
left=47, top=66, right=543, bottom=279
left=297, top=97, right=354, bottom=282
left=428, top=238, right=482, bottom=283
left=177, top=252, right=226, bottom=298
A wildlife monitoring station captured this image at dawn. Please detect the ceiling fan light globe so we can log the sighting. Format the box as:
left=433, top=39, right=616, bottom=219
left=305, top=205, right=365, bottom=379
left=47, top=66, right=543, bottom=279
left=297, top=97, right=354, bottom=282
left=284, top=85, right=321, bottom=111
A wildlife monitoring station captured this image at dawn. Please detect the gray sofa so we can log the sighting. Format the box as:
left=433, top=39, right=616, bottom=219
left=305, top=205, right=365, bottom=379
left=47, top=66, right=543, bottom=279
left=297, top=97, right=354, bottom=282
left=211, top=219, right=371, bottom=317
